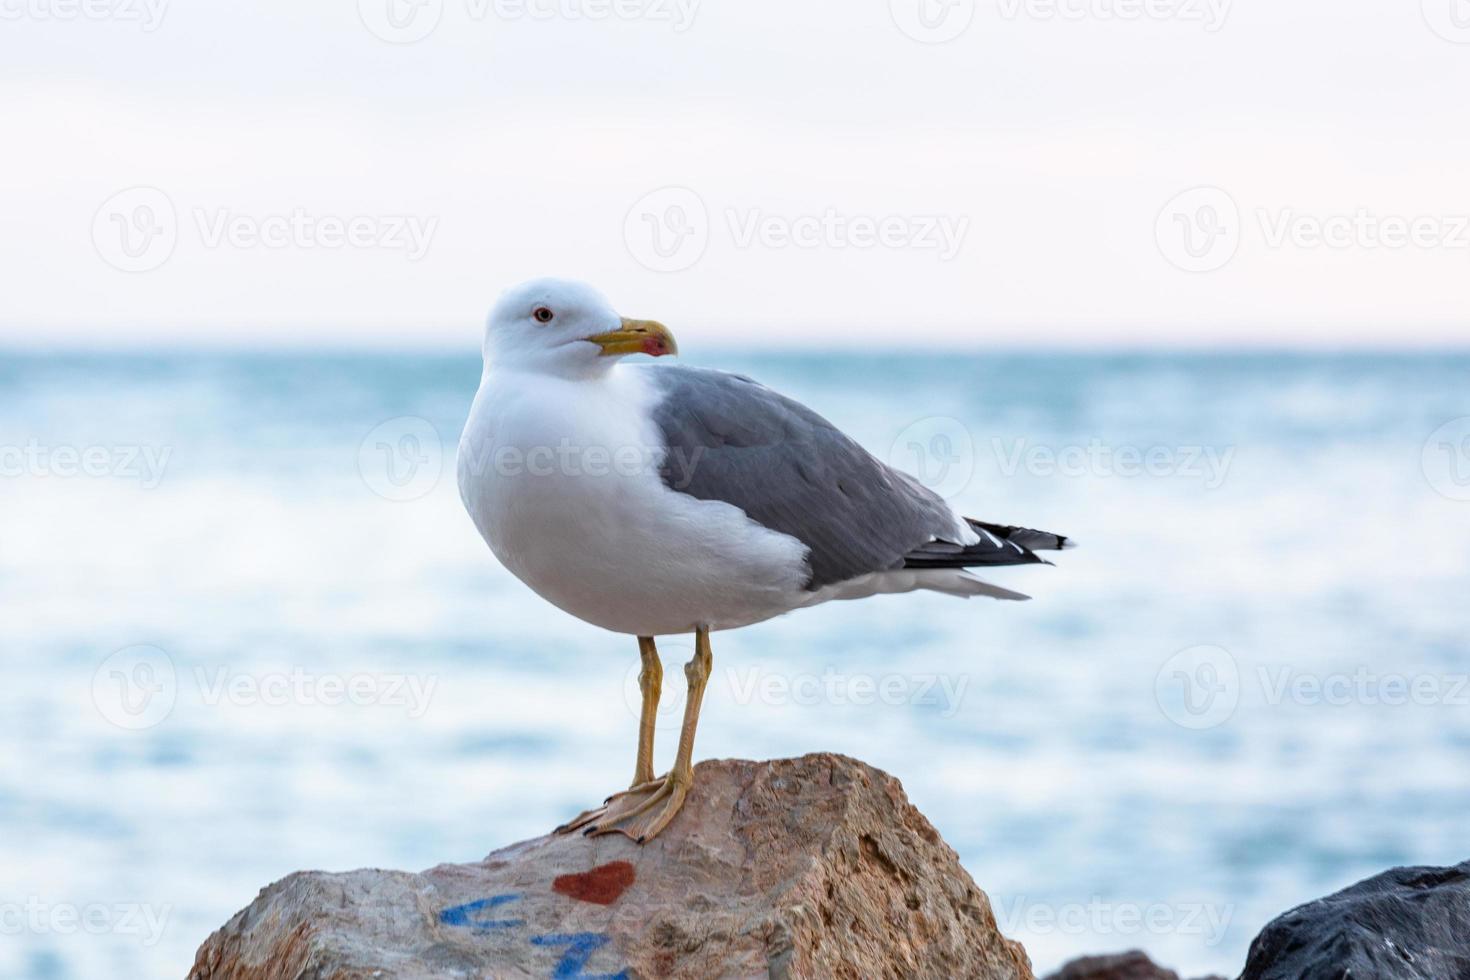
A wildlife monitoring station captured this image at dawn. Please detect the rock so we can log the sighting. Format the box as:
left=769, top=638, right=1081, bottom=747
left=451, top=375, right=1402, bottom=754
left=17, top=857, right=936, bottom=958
left=190, top=753, right=1033, bottom=980
left=1240, top=860, right=1470, bottom=980
left=1043, top=950, right=1224, bottom=980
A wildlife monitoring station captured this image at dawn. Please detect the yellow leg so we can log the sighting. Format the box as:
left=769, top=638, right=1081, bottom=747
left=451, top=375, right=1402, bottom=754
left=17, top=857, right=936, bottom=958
left=668, top=628, right=712, bottom=792
left=633, top=636, right=662, bottom=787
left=554, top=627, right=713, bottom=843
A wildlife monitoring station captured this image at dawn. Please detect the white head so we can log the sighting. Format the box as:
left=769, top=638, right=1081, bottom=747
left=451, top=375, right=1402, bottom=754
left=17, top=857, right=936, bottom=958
left=482, top=278, right=677, bottom=378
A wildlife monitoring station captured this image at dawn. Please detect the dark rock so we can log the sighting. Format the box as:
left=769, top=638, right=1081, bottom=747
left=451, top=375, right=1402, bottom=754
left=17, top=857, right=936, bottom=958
left=1044, top=950, right=1183, bottom=980
left=1240, top=860, right=1470, bottom=980
left=1044, top=949, right=1224, bottom=980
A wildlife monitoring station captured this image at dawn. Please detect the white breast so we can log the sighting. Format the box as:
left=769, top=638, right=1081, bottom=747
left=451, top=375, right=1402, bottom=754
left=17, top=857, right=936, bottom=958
left=456, top=365, right=810, bottom=636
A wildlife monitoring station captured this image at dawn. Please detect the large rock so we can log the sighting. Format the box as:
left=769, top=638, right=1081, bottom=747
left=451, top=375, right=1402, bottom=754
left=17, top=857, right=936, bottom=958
left=190, top=753, right=1033, bottom=979
left=1240, top=860, right=1470, bottom=980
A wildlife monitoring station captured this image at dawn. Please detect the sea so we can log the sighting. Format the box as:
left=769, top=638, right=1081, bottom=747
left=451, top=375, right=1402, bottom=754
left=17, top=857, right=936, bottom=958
left=2, top=349, right=1468, bottom=978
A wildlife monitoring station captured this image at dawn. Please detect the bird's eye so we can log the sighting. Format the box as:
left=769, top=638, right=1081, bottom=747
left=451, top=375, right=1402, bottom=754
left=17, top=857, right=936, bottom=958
left=533, top=307, right=555, bottom=324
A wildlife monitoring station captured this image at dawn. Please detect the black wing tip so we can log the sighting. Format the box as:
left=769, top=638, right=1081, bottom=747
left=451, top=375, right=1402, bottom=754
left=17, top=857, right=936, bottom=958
left=903, top=518, right=1072, bottom=572
left=970, top=520, right=1074, bottom=553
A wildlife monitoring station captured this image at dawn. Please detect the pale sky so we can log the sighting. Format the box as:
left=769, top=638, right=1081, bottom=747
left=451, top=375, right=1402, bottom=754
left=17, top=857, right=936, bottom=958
left=2, top=0, right=1468, bottom=348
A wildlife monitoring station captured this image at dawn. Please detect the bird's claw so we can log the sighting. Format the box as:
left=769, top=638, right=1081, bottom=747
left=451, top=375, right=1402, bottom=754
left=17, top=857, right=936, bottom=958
left=552, top=771, right=691, bottom=843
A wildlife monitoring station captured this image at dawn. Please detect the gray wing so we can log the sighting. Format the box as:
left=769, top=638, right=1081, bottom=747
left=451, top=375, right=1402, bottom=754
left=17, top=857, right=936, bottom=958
left=640, top=364, right=988, bottom=590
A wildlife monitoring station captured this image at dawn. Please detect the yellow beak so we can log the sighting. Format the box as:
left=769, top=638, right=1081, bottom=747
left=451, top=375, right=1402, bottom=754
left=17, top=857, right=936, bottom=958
left=585, top=318, right=678, bottom=358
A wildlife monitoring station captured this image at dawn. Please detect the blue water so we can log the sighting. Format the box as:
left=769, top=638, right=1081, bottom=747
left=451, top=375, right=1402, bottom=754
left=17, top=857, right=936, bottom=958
left=2, top=350, right=1468, bottom=978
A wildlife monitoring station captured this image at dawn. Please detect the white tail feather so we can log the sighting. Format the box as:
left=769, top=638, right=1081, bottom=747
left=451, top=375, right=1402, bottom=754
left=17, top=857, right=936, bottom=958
left=804, top=568, right=1033, bottom=606
left=936, top=570, right=1032, bottom=601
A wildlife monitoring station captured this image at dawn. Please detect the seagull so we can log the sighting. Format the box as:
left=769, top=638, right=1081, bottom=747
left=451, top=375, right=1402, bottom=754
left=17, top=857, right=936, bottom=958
left=457, top=278, right=1072, bottom=843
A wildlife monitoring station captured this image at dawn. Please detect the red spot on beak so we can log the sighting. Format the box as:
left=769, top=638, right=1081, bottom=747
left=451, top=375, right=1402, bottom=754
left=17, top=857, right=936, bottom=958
left=642, top=336, right=672, bottom=357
